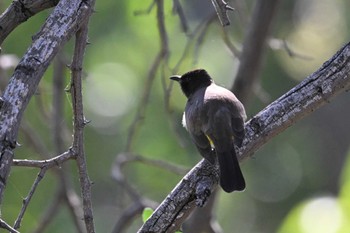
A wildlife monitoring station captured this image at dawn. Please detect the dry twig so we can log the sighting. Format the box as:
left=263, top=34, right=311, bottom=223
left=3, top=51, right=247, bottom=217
left=70, top=17, right=95, bottom=233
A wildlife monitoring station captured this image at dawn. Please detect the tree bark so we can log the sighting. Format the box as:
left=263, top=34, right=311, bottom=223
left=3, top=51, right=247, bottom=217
left=0, top=0, right=94, bottom=205
left=138, top=41, right=350, bottom=233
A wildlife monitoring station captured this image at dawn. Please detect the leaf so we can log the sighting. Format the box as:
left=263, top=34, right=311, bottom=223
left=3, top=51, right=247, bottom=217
left=142, top=207, right=154, bottom=223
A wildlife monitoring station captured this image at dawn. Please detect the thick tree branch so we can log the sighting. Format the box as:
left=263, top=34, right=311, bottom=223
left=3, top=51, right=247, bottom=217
left=138, top=42, right=350, bottom=233
left=0, top=0, right=59, bottom=45
left=0, top=0, right=94, bottom=206
left=0, top=218, right=19, bottom=233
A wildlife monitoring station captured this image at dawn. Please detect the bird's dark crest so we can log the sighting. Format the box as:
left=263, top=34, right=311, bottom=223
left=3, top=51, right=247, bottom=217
left=175, top=69, right=213, bottom=98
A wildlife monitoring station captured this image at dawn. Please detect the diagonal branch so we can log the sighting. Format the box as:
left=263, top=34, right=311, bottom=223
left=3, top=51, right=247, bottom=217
left=210, top=0, right=234, bottom=26
left=13, top=167, right=48, bottom=229
left=138, top=42, right=350, bottom=233
left=0, top=0, right=59, bottom=45
left=0, top=218, right=19, bottom=233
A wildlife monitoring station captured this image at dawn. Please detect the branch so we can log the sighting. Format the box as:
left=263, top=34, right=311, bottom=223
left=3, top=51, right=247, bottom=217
left=70, top=10, right=95, bottom=233
left=138, top=42, right=350, bottom=232
left=232, top=0, right=280, bottom=104
left=0, top=0, right=95, bottom=205
left=172, top=0, right=188, bottom=33
left=125, top=0, right=169, bottom=151
left=0, top=218, right=19, bottom=233
left=210, top=0, right=234, bottom=26
left=0, top=0, right=59, bottom=45
left=12, top=150, right=75, bottom=168
left=14, top=168, right=48, bottom=229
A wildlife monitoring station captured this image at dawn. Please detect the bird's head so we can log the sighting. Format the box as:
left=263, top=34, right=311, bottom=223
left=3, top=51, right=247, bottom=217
left=170, top=69, right=213, bottom=98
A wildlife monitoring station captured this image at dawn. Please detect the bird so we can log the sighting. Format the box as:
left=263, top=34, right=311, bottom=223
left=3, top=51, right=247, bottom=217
left=170, top=69, right=246, bottom=192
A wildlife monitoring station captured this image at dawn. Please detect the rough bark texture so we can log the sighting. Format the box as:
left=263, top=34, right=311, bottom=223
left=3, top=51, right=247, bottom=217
left=0, top=0, right=94, bottom=205
left=138, top=42, right=350, bottom=233
left=241, top=42, right=350, bottom=160
left=0, top=0, right=59, bottom=45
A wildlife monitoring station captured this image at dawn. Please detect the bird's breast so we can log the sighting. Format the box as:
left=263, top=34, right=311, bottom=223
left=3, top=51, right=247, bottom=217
left=184, top=99, right=205, bottom=134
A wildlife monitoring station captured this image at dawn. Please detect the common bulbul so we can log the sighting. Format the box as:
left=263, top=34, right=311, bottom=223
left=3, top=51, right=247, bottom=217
left=170, top=69, right=246, bottom=192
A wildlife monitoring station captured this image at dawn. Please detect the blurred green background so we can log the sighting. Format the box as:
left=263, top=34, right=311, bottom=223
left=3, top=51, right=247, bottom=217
left=1, top=0, right=350, bottom=232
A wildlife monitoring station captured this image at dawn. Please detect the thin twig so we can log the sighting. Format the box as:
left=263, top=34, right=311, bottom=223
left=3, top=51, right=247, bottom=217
left=172, top=0, right=189, bottom=33
left=13, top=168, right=48, bottom=229
left=210, top=0, right=235, bottom=26
left=125, top=0, right=169, bottom=152
left=70, top=11, right=95, bottom=233
left=12, top=150, right=75, bottom=168
left=52, top=52, right=85, bottom=233
left=221, top=28, right=240, bottom=57
left=134, top=0, right=156, bottom=15
left=268, top=38, right=313, bottom=60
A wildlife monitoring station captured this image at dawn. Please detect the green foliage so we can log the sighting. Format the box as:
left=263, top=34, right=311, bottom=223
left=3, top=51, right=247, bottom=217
left=142, top=207, right=154, bottom=223
left=278, top=149, right=350, bottom=233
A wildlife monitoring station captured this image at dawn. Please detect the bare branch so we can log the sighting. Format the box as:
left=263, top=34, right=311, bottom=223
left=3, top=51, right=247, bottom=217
left=172, top=0, right=189, bottom=33
left=0, top=0, right=59, bottom=44
left=70, top=16, right=95, bottom=233
left=268, top=38, right=313, bottom=60
left=210, top=0, right=234, bottom=26
left=52, top=52, right=85, bottom=233
left=14, top=168, right=48, bottom=229
left=220, top=28, right=240, bottom=57
left=232, top=0, right=280, bottom=104
left=0, top=218, right=19, bottom=233
left=138, top=42, right=350, bottom=233
left=133, top=0, right=156, bottom=16
left=12, top=150, right=75, bottom=168
left=0, top=0, right=96, bottom=205
left=125, top=0, right=169, bottom=151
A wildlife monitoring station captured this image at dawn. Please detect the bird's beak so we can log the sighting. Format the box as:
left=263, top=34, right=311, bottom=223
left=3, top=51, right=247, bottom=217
left=170, top=75, right=181, bottom=82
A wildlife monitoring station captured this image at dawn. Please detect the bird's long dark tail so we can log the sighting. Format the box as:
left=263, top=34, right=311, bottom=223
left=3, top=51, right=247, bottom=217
left=217, top=148, right=245, bottom=192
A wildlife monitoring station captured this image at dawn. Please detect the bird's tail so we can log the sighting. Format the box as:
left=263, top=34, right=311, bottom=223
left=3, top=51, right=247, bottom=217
left=217, top=148, right=245, bottom=192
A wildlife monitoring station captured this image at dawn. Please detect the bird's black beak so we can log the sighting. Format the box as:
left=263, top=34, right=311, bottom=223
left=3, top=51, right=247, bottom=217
left=170, top=75, right=181, bottom=82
